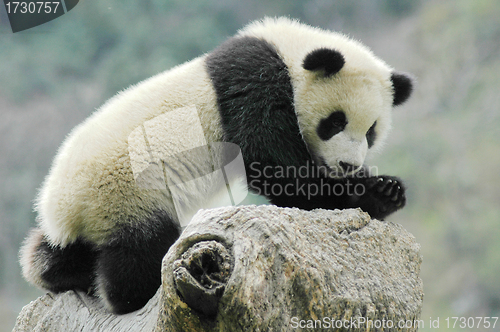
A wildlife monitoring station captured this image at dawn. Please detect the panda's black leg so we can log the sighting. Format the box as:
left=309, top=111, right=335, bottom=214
left=262, top=169, right=406, bottom=220
left=347, top=174, right=406, bottom=220
left=20, top=227, right=98, bottom=294
left=95, top=210, right=181, bottom=314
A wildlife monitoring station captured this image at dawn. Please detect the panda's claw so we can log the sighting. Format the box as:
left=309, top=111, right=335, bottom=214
left=395, top=191, right=406, bottom=207
left=391, top=187, right=400, bottom=202
left=366, top=175, right=406, bottom=217
left=375, top=177, right=393, bottom=193
left=384, top=183, right=394, bottom=196
left=376, top=180, right=388, bottom=192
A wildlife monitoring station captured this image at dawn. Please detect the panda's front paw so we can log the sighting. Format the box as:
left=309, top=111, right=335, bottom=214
left=371, top=177, right=405, bottom=206
left=365, top=175, right=406, bottom=219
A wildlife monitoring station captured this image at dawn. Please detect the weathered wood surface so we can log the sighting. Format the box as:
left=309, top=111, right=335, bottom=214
left=14, top=206, right=423, bottom=332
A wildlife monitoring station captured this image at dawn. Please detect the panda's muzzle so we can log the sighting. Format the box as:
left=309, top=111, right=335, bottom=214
left=317, top=156, right=362, bottom=178
left=338, top=161, right=362, bottom=176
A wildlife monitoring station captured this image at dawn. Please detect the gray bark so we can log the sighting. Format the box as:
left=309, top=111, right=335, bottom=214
left=13, top=206, right=423, bottom=332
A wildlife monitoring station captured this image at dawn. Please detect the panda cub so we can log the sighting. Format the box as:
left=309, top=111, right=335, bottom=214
left=21, top=17, right=413, bottom=314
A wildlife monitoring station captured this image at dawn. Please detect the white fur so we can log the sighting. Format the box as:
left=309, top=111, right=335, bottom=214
left=239, top=17, right=394, bottom=171
left=19, top=228, right=52, bottom=289
left=33, top=17, right=397, bottom=249
left=36, top=57, right=222, bottom=246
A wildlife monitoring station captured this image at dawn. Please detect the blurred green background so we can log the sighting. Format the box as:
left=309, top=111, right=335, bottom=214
left=1, top=0, right=499, bottom=330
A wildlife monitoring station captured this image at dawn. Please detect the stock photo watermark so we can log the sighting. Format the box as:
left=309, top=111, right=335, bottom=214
left=248, top=161, right=378, bottom=199
left=127, top=106, right=248, bottom=228
left=3, top=0, right=79, bottom=32
left=127, top=106, right=380, bottom=228
left=289, top=316, right=498, bottom=330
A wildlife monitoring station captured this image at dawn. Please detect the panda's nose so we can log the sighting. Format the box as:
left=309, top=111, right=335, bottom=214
left=339, top=161, right=361, bottom=174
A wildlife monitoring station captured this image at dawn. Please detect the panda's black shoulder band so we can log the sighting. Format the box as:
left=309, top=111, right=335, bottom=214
left=302, top=48, right=345, bottom=77
left=206, top=36, right=311, bottom=170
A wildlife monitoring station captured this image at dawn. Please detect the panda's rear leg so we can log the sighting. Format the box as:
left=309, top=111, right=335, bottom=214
left=20, top=227, right=98, bottom=294
left=95, top=211, right=181, bottom=314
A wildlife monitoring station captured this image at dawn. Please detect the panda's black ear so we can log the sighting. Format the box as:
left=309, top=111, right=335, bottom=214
left=391, top=72, right=414, bottom=106
left=302, top=48, right=345, bottom=78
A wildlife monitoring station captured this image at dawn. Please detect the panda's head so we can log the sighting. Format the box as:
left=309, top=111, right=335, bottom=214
left=295, top=47, right=413, bottom=178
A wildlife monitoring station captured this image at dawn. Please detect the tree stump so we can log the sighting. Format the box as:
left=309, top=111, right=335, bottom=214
left=13, top=206, right=423, bottom=331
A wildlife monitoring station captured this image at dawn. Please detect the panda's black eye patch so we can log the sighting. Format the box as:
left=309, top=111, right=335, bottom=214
left=366, top=121, right=377, bottom=148
left=317, top=111, right=347, bottom=141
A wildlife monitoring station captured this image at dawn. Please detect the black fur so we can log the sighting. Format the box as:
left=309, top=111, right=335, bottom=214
left=206, top=36, right=311, bottom=171
left=32, top=35, right=409, bottom=316
left=38, top=236, right=97, bottom=294
left=391, top=72, right=414, bottom=106
left=302, top=48, right=345, bottom=77
left=35, top=210, right=180, bottom=314
left=95, top=210, right=181, bottom=314
left=366, top=121, right=377, bottom=148
left=317, top=110, right=347, bottom=141
left=206, top=36, right=406, bottom=220
left=343, top=169, right=406, bottom=220
left=263, top=168, right=406, bottom=221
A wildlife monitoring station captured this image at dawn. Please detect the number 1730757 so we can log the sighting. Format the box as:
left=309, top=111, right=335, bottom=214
left=445, top=317, right=498, bottom=329
left=5, top=1, right=62, bottom=14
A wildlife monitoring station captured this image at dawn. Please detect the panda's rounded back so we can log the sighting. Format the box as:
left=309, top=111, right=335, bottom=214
left=36, top=56, right=223, bottom=246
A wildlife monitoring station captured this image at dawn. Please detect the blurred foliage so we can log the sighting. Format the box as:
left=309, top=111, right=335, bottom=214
left=0, top=0, right=424, bottom=102
left=1, top=0, right=499, bottom=331
left=369, top=0, right=500, bottom=327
